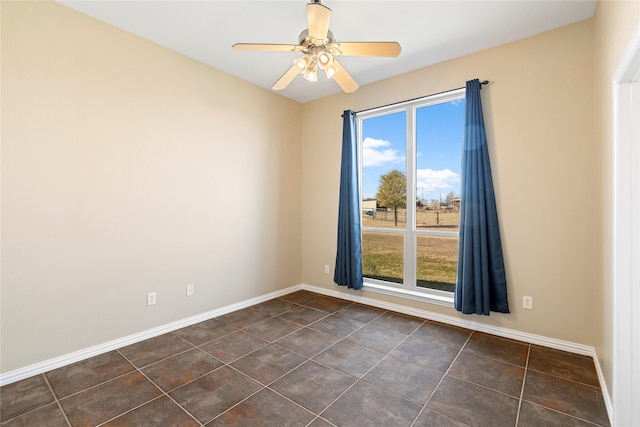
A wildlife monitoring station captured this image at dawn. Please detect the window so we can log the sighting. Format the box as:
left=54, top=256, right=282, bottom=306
left=359, top=89, right=465, bottom=300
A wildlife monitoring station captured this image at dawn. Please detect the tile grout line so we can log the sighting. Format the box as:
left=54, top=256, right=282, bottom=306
left=308, top=311, right=428, bottom=422
left=249, top=304, right=389, bottom=423
left=524, top=366, right=607, bottom=389
left=461, top=339, right=532, bottom=369
left=265, top=300, right=385, bottom=356
left=52, top=365, right=138, bottom=402
left=514, top=343, right=532, bottom=427
left=252, top=301, right=379, bottom=366
left=226, top=299, right=325, bottom=344
left=350, top=319, right=452, bottom=410
left=250, top=308, right=371, bottom=391
left=461, top=350, right=532, bottom=369
left=204, top=377, right=267, bottom=425
left=166, top=355, right=277, bottom=425
left=115, top=332, right=211, bottom=374
left=265, top=384, right=330, bottom=422
left=94, top=395, right=168, bottom=427
left=206, top=366, right=341, bottom=427
left=173, top=323, right=244, bottom=349
left=131, top=303, right=355, bottom=424
left=352, top=317, right=427, bottom=381
left=409, top=329, right=475, bottom=427
left=199, top=333, right=271, bottom=365
left=436, top=333, right=530, bottom=401
left=256, top=305, right=380, bottom=389
left=126, top=342, right=196, bottom=370
left=267, top=292, right=352, bottom=427
left=304, top=415, right=338, bottom=427
left=522, top=346, right=608, bottom=425
left=0, top=375, right=67, bottom=426
left=41, top=373, right=73, bottom=427
left=113, top=349, right=204, bottom=426
left=519, top=400, right=608, bottom=427
left=115, top=344, right=237, bottom=400
left=413, top=331, right=538, bottom=426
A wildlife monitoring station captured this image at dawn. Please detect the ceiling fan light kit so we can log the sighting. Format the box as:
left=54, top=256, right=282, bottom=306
left=232, top=0, right=401, bottom=94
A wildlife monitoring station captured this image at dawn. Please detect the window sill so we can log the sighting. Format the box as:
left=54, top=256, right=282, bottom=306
left=363, top=281, right=455, bottom=308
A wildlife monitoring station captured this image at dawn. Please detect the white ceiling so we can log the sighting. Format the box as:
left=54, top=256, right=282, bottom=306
left=57, top=1, right=597, bottom=103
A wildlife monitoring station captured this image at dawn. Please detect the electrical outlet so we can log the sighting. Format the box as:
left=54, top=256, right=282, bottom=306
left=324, top=265, right=330, bottom=274
left=186, top=283, right=195, bottom=297
left=147, top=292, right=157, bottom=306
left=522, top=296, right=533, bottom=310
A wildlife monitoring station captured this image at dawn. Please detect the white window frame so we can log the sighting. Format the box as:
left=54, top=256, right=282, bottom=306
left=358, top=88, right=465, bottom=306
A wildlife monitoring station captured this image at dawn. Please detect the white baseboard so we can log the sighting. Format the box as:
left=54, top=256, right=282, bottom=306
left=0, top=285, right=303, bottom=387
left=0, top=280, right=613, bottom=426
left=302, top=284, right=598, bottom=354
left=592, top=350, right=614, bottom=426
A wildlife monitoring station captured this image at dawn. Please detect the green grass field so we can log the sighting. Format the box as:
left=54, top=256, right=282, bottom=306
left=362, top=209, right=459, bottom=291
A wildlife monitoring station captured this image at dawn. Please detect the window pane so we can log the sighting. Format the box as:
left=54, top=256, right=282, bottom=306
left=362, top=231, right=404, bottom=284
left=416, top=234, right=458, bottom=292
left=415, top=98, right=463, bottom=292
left=415, top=100, right=464, bottom=227
left=361, top=111, right=406, bottom=230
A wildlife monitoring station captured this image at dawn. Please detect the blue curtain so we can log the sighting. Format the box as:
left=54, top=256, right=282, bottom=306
left=455, top=79, right=509, bottom=315
left=334, top=110, right=363, bottom=290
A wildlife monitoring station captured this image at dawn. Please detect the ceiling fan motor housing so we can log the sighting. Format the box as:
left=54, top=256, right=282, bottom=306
left=298, top=29, right=335, bottom=50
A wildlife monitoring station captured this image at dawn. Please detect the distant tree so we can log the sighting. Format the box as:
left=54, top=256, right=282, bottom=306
left=376, top=170, right=406, bottom=226
left=445, top=191, right=457, bottom=210
left=428, top=199, right=440, bottom=210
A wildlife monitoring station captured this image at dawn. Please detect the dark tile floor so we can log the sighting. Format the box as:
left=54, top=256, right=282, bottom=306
left=0, top=290, right=610, bottom=426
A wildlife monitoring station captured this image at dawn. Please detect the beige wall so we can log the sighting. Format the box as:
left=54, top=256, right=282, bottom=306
left=0, top=1, right=302, bottom=373
left=302, top=20, right=597, bottom=344
left=3, top=0, right=637, bottom=390
left=593, top=0, right=640, bottom=400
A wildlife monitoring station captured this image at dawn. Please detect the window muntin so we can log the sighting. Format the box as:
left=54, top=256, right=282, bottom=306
left=359, top=90, right=464, bottom=295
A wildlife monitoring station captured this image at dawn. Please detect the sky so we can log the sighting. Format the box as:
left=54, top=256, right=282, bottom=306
left=361, top=99, right=465, bottom=203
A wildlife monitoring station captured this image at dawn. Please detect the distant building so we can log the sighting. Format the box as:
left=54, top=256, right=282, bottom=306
left=362, top=199, right=377, bottom=215
left=449, top=197, right=460, bottom=211
left=451, top=197, right=461, bottom=211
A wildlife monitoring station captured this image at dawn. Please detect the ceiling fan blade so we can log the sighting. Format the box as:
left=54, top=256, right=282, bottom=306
left=272, top=65, right=299, bottom=91
left=307, top=3, right=331, bottom=40
left=333, top=42, right=401, bottom=57
left=232, top=43, right=299, bottom=52
left=331, top=60, right=359, bottom=93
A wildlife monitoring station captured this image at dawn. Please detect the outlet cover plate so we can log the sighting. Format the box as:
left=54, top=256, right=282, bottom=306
left=147, top=292, right=157, bottom=306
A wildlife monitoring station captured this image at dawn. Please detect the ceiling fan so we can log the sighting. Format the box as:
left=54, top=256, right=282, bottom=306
left=232, top=0, right=401, bottom=93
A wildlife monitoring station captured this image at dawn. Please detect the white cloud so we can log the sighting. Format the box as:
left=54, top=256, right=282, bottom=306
left=362, top=137, right=404, bottom=167
left=363, top=137, right=391, bottom=149
left=416, top=168, right=460, bottom=196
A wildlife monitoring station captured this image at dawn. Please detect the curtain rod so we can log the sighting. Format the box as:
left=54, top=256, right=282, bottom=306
left=345, top=80, right=489, bottom=116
